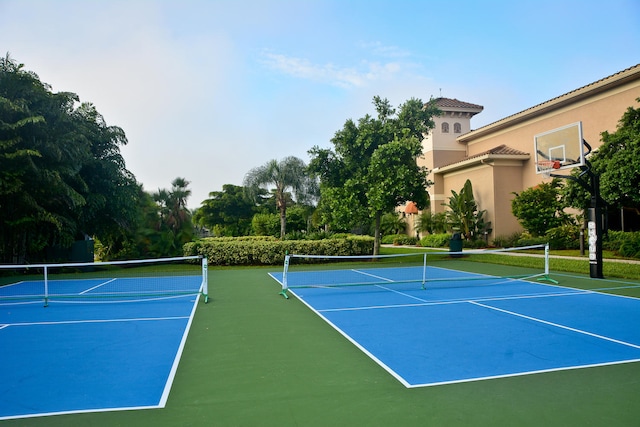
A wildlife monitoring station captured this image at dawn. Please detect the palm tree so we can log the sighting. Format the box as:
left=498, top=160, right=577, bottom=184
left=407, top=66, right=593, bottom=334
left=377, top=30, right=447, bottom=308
left=152, top=177, right=193, bottom=255
left=243, top=156, right=315, bottom=238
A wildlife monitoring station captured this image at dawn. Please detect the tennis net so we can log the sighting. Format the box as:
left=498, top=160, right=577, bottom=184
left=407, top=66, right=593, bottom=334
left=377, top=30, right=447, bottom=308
left=278, top=244, right=552, bottom=298
left=0, top=255, right=208, bottom=306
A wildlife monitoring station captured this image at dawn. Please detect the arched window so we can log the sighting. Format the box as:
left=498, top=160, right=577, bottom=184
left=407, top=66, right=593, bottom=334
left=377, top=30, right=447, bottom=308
left=454, top=122, right=462, bottom=133
left=442, top=122, right=449, bottom=133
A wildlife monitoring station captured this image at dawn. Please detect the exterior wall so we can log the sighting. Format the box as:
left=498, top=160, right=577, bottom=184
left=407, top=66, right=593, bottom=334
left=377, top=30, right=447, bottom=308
left=410, top=66, right=639, bottom=241
left=441, top=164, right=492, bottom=210
left=441, top=66, right=640, bottom=241
left=462, top=75, right=640, bottom=193
left=491, top=162, right=525, bottom=238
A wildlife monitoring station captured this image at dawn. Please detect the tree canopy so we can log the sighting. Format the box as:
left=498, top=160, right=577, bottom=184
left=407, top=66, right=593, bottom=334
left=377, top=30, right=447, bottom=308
left=308, top=96, right=438, bottom=254
left=595, top=99, right=640, bottom=208
left=512, top=179, right=571, bottom=236
left=193, top=184, right=257, bottom=237
left=243, top=156, right=317, bottom=238
left=0, top=54, right=139, bottom=263
left=563, top=99, right=640, bottom=220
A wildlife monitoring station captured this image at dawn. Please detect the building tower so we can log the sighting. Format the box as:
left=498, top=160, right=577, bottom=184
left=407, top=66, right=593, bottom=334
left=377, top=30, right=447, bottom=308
left=420, top=97, right=484, bottom=213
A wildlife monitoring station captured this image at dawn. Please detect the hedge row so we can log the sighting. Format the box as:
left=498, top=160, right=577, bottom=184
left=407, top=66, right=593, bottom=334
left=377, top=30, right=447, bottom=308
left=604, top=231, right=640, bottom=258
left=183, top=236, right=375, bottom=266
left=381, top=234, right=419, bottom=246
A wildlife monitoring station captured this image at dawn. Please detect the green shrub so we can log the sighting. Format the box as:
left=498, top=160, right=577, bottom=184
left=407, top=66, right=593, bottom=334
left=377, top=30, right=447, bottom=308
left=516, top=236, right=548, bottom=247
left=183, top=236, right=375, bottom=266
left=463, top=239, right=489, bottom=249
left=492, top=232, right=522, bottom=248
left=381, top=234, right=418, bottom=246
left=605, top=231, right=640, bottom=258
left=251, top=213, right=280, bottom=236
left=419, top=233, right=450, bottom=248
left=545, top=224, right=580, bottom=250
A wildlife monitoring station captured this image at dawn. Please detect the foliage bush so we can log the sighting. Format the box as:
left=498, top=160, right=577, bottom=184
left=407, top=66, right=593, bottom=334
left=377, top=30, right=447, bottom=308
left=183, top=236, right=375, bottom=266
left=492, top=233, right=522, bottom=248
left=251, top=213, right=280, bottom=236
left=381, top=234, right=418, bottom=246
left=516, top=235, right=548, bottom=247
left=463, top=239, right=489, bottom=249
left=415, top=211, right=447, bottom=235
left=545, top=224, right=581, bottom=250
left=511, top=180, right=571, bottom=236
left=604, top=231, right=640, bottom=259
left=419, top=233, right=450, bottom=248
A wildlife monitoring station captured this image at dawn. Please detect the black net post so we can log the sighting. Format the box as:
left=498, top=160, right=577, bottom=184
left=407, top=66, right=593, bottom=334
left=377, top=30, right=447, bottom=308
left=588, top=174, right=604, bottom=278
left=549, top=138, right=605, bottom=279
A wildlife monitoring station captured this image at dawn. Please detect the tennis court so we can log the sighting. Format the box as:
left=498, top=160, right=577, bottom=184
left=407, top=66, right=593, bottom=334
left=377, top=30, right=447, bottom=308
left=0, top=257, right=207, bottom=421
left=269, top=252, right=640, bottom=388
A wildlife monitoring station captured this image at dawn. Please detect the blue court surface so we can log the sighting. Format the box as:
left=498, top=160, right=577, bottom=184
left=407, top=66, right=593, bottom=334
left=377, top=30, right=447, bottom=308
left=269, top=266, right=640, bottom=388
left=0, top=276, right=202, bottom=421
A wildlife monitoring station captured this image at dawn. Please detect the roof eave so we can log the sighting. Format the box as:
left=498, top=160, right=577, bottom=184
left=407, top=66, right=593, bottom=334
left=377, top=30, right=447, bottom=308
left=434, top=154, right=530, bottom=174
left=457, top=64, right=640, bottom=143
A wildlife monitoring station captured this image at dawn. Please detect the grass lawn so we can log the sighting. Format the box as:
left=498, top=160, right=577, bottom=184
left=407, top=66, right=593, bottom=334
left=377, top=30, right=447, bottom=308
left=4, top=259, right=640, bottom=426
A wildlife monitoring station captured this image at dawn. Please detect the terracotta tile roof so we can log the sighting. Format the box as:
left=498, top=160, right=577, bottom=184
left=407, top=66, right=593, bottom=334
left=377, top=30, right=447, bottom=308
left=404, top=201, right=419, bottom=214
left=433, top=97, right=484, bottom=110
left=436, top=145, right=529, bottom=170
left=473, top=144, right=529, bottom=157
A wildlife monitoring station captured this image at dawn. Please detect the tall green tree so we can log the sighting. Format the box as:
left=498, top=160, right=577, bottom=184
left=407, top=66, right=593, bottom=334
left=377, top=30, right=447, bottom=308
left=243, top=156, right=316, bottom=238
left=152, top=177, right=194, bottom=256
left=309, top=96, right=438, bottom=254
left=512, top=179, right=571, bottom=236
left=194, top=184, right=256, bottom=236
left=564, top=98, right=640, bottom=213
left=0, top=54, right=138, bottom=263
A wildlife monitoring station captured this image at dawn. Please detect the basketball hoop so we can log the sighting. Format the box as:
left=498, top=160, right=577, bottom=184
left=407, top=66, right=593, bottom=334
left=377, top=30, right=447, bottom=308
left=538, top=160, right=561, bottom=178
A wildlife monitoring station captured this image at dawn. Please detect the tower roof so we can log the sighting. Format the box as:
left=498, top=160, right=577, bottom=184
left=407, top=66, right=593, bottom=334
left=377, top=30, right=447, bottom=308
left=433, top=97, right=484, bottom=112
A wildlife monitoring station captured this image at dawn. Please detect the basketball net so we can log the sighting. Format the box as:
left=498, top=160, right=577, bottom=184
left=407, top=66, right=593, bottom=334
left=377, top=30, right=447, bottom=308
left=539, top=160, right=561, bottom=178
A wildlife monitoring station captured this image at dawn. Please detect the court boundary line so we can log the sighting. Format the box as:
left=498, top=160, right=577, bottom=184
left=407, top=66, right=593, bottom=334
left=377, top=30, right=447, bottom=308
left=405, top=357, right=640, bottom=389
left=301, top=286, right=640, bottom=388
left=317, top=288, right=592, bottom=313
left=159, top=287, right=201, bottom=407
left=353, top=269, right=395, bottom=282
left=288, top=287, right=412, bottom=388
left=1, top=315, right=191, bottom=328
left=0, top=293, right=204, bottom=421
left=469, top=300, right=640, bottom=349
left=280, top=270, right=640, bottom=389
left=79, top=278, right=117, bottom=294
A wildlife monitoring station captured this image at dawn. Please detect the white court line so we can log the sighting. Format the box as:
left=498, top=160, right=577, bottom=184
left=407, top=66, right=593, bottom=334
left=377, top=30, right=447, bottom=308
left=318, top=289, right=591, bottom=313
left=351, top=269, right=395, bottom=282
left=470, top=300, right=640, bottom=350
left=79, top=278, right=117, bottom=294
left=3, top=316, right=190, bottom=328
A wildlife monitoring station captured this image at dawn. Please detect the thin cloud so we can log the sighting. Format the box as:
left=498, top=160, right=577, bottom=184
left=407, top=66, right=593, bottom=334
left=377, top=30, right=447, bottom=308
left=259, top=51, right=402, bottom=88
left=359, top=41, right=412, bottom=58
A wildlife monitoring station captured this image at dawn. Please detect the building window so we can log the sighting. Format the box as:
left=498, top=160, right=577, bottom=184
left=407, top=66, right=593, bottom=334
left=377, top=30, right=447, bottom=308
left=442, top=122, right=449, bottom=133
left=454, top=122, right=462, bottom=133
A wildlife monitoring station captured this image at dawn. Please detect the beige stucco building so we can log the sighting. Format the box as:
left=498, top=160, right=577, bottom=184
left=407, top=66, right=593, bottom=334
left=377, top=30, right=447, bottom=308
left=415, top=63, right=640, bottom=241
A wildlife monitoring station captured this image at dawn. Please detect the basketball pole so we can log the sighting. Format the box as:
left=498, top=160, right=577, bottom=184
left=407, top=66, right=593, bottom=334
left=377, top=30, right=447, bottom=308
left=549, top=139, right=605, bottom=279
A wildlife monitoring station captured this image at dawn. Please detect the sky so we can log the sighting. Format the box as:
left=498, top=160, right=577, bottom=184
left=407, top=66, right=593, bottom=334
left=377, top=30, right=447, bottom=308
left=1, top=0, right=639, bottom=209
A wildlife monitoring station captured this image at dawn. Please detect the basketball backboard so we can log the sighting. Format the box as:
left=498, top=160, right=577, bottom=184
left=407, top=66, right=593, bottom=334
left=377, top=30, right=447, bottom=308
left=534, top=121, right=584, bottom=174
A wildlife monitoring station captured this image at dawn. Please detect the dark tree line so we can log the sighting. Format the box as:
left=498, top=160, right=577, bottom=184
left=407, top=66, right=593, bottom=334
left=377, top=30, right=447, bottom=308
left=0, top=55, right=192, bottom=263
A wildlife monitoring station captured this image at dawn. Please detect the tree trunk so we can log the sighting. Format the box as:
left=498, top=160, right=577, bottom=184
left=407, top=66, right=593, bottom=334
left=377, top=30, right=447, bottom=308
left=279, top=206, right=287, bottom=239
left=373, top=210, right=381, bottom=255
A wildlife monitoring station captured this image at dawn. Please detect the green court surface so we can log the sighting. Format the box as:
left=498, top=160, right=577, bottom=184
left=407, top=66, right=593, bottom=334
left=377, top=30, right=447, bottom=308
left=4, top=266, right=640, bottom=426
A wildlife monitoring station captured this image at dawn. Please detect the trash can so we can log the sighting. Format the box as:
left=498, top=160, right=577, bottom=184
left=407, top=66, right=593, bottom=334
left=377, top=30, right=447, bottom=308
left=449, top=232, right=463, bottom=257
